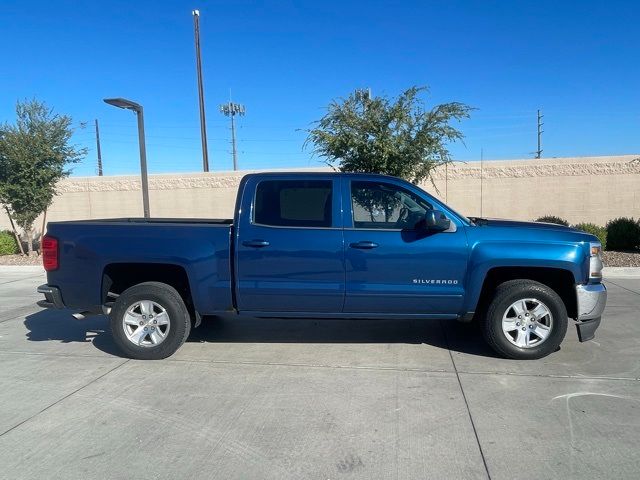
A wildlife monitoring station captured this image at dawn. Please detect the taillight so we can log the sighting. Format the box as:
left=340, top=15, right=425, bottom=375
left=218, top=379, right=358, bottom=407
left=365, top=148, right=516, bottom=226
left=42, top=236, right=58, bottom=271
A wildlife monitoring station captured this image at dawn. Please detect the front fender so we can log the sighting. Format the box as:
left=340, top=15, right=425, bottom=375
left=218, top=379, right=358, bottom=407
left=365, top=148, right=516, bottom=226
left=463, top=241, right=585, bottom=313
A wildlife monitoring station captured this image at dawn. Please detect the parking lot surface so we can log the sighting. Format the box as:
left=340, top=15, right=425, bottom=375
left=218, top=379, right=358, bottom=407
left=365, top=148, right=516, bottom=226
left=0, top=267, right=639, bottom=479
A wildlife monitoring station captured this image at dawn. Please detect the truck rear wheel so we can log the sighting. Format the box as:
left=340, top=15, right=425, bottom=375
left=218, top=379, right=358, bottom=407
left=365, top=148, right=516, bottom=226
left=110, top=282, right=191, bottom=360
left=481, top=280, right=568, bottom=360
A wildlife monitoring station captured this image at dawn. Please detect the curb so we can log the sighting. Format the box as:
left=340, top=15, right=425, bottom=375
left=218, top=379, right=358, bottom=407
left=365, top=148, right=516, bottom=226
left=603, top=267, right=640, bottom=279
left=0, top=265, right=45, bottom=273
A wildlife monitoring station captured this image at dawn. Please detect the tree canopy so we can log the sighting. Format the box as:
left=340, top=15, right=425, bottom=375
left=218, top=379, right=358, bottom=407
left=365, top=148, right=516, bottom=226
left=305, top=86, right=472, bottom=185
left=0, top=99, right=86, bottom=253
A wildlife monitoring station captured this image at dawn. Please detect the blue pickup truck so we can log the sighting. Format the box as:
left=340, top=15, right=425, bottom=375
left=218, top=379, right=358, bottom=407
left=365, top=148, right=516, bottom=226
left=37, top=172, right=607, bottom=360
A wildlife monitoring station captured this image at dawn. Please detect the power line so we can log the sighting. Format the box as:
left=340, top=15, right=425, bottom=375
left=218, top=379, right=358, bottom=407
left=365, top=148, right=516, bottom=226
left=464, top=131, right=531, bottom=140
left=462, top=123, right=532, bottom=131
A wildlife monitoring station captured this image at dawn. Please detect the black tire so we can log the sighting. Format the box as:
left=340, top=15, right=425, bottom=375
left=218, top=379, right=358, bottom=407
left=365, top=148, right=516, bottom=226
left=110, top=282, right=191, bottom=360
left=481, top=280, right=568, bottom=360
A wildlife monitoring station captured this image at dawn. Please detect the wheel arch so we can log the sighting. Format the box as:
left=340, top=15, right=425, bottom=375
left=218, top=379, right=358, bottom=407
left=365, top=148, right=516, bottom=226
left=473, top=266, right=577, bottom=320
left=101, top=263, right=200, bottom=326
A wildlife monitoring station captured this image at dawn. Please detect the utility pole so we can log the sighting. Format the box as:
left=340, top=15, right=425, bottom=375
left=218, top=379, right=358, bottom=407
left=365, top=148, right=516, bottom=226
left=355, top=88, right=372, bottom=110
left=220, top=102, right=245, bottom=171
left=536, top=109, right=544, bottom=159
left=192, top=9, right=210, bottom=172
left=95, top=119, right=103, bottom=176
left=445, top=163, right=448, bottom=203
left=355, top=88, right=372, bottom=100
left=480, top=147, right=484, bottom=217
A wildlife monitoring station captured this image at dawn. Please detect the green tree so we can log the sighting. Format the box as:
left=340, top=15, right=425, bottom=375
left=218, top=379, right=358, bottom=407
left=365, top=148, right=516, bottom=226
left=305, top=86, right=472, bottom=185
left=0, top=100, right=86, bottom=254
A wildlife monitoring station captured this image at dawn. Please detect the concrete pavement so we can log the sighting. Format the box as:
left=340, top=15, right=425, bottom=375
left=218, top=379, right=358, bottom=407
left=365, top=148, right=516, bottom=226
left=0, top=268, right=639, bottom=479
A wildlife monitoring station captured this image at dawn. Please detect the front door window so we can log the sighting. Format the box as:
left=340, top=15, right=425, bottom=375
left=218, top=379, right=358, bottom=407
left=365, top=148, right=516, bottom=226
left=351, top=180, right=432, bottom=230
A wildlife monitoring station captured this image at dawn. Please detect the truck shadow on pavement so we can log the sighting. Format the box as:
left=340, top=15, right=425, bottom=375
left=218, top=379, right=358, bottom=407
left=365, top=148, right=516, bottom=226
left=23, top=309, right=123, bottom=357
left=23, top=309, right=500, bottom=358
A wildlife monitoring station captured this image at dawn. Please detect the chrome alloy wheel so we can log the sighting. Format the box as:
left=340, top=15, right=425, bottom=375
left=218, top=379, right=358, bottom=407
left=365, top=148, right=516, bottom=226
left=122, top=300, right=171, bottom=347
left=501, top=298, right=553, bottom=348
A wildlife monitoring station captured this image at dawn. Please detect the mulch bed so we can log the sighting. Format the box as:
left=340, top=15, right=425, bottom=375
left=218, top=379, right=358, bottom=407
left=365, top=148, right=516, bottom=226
left=0, top=254, right=43, bottom=266
left=602, top=250, right=640, bottom=267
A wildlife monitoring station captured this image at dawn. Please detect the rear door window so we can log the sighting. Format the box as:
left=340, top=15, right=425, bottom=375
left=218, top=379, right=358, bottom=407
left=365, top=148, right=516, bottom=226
left=254, top=180, right=333, bottom=228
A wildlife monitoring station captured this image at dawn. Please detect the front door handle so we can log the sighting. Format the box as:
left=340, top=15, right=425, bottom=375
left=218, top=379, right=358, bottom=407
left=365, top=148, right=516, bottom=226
left=242, top=239, right=270, bottom=248
left=349, top=241, right=379, bottom=250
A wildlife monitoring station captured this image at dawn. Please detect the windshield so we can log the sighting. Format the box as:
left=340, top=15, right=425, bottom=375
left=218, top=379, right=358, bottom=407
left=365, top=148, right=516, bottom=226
left=443, top=203, right=473, bottom=225
left=412, top=183, right=473, bottom=225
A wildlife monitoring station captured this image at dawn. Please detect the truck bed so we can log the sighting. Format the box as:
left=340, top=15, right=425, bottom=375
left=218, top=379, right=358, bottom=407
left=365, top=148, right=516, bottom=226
left=45, top=218, right=234, bottom=314
left=49, top=217, right=234, bottom=225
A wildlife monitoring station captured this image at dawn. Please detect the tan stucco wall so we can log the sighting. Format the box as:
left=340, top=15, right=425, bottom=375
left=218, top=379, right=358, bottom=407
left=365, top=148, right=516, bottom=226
left=1, top=155, right=639, bottom=236
left=428, top=155, right=640, bottom=225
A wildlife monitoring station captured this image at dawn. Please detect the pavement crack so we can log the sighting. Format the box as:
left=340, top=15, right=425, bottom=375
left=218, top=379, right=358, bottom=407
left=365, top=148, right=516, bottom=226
left=0, top=274, right=44, bottom=286
left=164, top=356, right=455, bottom=374
left=1, top=351, right=638, bottom=383
left=0, top=358, right=130, bottom=438
left=0, top=306, right=40, bottom=324
left=605, top=280, right=640, bottom=296
left=439, top=320, right=492, bottom=480
left=454, top=369, right=639, bottom=383
left=394, top=350, right=400, bottom=480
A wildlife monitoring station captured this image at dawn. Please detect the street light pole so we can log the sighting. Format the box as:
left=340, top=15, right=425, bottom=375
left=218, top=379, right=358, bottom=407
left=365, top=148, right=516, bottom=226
left=192, top=9, right=210, bottom=172
left=135, top=106, right=150, bottom=218
left=103, top=98, right=151, bottom=218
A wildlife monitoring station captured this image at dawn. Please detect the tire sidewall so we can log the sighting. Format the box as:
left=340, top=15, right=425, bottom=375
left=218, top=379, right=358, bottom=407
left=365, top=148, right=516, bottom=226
left=110, top=282, right=190, bottom=360
left=485, top=282, right=568, bottom=360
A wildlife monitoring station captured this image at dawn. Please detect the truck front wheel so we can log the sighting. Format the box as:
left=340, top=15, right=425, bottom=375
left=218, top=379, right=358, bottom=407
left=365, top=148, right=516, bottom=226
left=110, top=282, right=191, bottom=360
left=481, top=280, right=568, bottom=360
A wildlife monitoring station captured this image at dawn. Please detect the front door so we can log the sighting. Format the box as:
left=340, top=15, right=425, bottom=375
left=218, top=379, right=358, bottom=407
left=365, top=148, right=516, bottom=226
left=343, top=179, right=468, bottom=315
left=235, top=176, right=345, bottom=313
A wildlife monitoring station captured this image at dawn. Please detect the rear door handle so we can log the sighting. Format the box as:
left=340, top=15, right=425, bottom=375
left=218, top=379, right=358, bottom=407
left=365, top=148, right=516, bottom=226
left=349, top=241, right=379, bottom=250
left=242, top=239, right=270, bottom=248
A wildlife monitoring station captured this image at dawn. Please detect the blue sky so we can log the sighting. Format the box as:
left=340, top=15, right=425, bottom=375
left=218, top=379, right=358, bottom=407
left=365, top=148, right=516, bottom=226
left=1, top=0, right=638, bottom=176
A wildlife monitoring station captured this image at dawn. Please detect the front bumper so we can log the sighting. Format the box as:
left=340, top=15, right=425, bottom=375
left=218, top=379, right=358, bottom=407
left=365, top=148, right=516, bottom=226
left=576, top=283, right=607, bottom=320
left=37, top=284, right=66, bottom=309
left=575, top=283, right=607, bottom=342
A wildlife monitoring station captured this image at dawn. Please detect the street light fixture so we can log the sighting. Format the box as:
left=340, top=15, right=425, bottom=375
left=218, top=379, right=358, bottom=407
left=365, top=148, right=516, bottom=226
left=103, top=97, right=151, bottom=218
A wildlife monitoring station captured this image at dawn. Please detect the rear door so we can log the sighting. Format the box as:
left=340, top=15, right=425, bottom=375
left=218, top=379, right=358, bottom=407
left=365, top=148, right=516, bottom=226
left=342, top=178, right=468, bottom=315
left=235, top=175, right=345, bottom=313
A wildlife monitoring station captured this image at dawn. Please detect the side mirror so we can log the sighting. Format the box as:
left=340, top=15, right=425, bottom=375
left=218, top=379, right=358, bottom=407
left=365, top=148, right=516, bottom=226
left=424, top=209, right=451, bottom=231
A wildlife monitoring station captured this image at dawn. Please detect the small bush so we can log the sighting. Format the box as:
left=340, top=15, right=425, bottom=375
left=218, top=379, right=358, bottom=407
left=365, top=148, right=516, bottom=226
left=573, top=223, right=607, bottom=249
left=606, top=217, right=640, bottom=251
left=0, top=230, right=19, bottom=255
left=534, top=215, right=569, bottom=226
